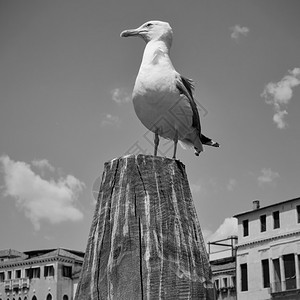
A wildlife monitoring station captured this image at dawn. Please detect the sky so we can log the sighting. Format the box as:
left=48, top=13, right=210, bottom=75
left=0, top=0, right=300, bottom=252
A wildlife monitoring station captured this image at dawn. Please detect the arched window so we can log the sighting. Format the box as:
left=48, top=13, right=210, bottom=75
left=63, top=296, right=69, bottom=300
left=46, top=294, right=52, bottom=300
left=32, top=296, right=37, bottom=300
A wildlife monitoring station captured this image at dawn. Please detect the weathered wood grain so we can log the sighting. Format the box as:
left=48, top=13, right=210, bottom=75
left=75, top=155, right=214, bottom=299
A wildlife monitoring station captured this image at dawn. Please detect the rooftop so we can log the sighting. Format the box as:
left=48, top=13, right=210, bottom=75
left=0, top=248, right=85, bottom=267
left=233, top=196, right=300, bottom=218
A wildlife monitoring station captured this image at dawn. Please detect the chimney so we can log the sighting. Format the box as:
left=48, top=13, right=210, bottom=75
left=253, top=200, right=260, bottom=210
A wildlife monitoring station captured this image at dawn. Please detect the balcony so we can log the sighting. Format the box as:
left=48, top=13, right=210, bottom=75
left=4, top=279, right=12, bottom=290
left=21, top=278, right=30, bottom=288
left=12, top=278, right=21, bottom=288
left=3, top=278, right=30, bottom=290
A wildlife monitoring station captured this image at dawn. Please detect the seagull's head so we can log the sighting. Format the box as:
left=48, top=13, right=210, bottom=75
left=120, top=21, right=173, bottom=46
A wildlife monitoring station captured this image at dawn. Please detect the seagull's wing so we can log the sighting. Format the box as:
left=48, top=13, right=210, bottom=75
left=175, top=74, right=201, bottom=134
left=176, top=74, right=220, bottom=147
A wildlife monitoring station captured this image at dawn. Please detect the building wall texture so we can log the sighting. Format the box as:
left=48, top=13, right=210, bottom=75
left=235, top=198, right=300, bottom=300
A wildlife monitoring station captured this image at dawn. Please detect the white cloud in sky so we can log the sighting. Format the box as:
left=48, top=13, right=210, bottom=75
left=257, top=168, right=279, bottom=186
left=190, top=182, right=204, bottom=195
left=230, top=25, right=249, bottom=40
left=205, top=217, right=238, bottom=243
left=190, top=178, right=217, bottom=196
left=100, top=113, right=121, bottom=127
left=0, top=155, right=85, bottom=230
left=111, top=88, right=131, bottom=104
left=227, top=178, right=237, bottom=191
left=32, top=159, right=55, bottom=173
left=261, top=68, right=300, bottom=129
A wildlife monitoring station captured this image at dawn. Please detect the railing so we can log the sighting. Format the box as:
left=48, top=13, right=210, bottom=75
left=21, top=278, right=30, bottom=288
left=4, top=279, right=12, bottom=290
left=271, top=278, right=299, bottom=294
left=3, top=278, right=30, bottom=290
left=12, top=278, right=21, bottom=288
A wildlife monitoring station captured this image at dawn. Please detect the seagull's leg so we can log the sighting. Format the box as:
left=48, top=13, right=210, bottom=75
left=154, top=129, right=159, bottom=156
left=172, top=130, right=178, bottom=159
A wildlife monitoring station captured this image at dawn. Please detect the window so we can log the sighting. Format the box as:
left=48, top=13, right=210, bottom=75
left=297, top=205, right=300, bottom=223
left=283, top=254, right=296, bottom=290
left=231, top=276, right=236, bottom=288
left=62, top=266, right=72, bottom=278
left=0, top=272, right=5, bottom=282
left=25, top=268, right=31, bottom=278
left=63, top=296, right=69, bottom=300
left=223, top=277, right=228, bottom=288
left=273, top=211, right=280, bottom=229
left=44, top=265, right=54, bottom=277
left=214, top=279, right=219, bottom=290
left=261, top=259, right=270, bottom=288
left=46, top=294, right=52, bottom=300
left=241, top=263, right=248, bottom=291
left=7, top=270, right=12, bottom=279
left=273, top=258, right=281, bottom=285
left=15, top=269, right=21, bottom=279
left=243, top=219, right=249, bottom=236
left=32, top=296, right=37, bottom=300
left=260, top=215, right=266, bottom=232
left=25, top=267, right=40, bottom=279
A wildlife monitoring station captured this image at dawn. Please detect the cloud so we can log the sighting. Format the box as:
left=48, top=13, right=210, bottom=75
left=257, top=168, right=279, bottom=186
left=227, top=178, right=237, bottom=191
left=230, top=25, right=249, bottom=40
left=100, top=113, right=121, bottom=127
left=111, top=88, right=131, bottom=104
left=0, top=155, right=85, bottom=230
left=190, top=178, right=218, bottom=197
left=32, top=159, right=55, bottom=173
left=190, top=182, right=204, bottom=195
left=261, top=68, right=300, bottom=129
left=205, top=217, right=238, bottom=243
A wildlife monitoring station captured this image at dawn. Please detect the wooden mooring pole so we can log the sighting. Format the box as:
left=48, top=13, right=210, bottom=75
left=75, top=154, right=214, bottom=299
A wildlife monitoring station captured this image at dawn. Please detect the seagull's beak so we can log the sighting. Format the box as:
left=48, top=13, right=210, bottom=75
left=120, top=27, right=145, bottom=37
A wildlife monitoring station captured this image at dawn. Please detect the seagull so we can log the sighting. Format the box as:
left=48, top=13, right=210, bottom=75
left=120, top=20, right=219, bottom=159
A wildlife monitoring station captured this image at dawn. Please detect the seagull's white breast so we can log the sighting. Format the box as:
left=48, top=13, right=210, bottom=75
left=132, top=68, right=194, bottom=141
left=131, top=40, right=195, bottom=141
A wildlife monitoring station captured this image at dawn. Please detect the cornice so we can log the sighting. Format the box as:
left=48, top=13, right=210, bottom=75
left=0, top=255, right=81, bottom=269
left=212, top=269, right=235, bottom=276
left=237, top=230, right=300, bottom=249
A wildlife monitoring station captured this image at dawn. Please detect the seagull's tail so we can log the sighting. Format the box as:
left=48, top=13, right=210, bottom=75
left=200, top=134, right=220, bottom=148
left=194, top=134, right=219, bottom=156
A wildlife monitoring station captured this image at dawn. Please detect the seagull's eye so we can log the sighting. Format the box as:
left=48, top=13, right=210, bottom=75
left=146, top=23, right=153, bottom=28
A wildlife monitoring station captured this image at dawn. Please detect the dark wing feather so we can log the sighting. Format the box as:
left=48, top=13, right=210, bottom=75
left=175, top=74, right=201, bottom=134
left=176, top=74, right=220, bottom=148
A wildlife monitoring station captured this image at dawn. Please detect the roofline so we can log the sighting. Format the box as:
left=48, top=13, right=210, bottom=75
left=233, top=196, right=300, bottom=218
left=0, top=248, right=85, bottom=269
left=23, top=248, right=84, bottom=256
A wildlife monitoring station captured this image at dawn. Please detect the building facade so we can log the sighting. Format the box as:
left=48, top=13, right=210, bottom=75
left=234, top=198, right=300, bottom=299
left=0, top=248, right=84, bottom=300
left=208, top=237, right=237, bottom=300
